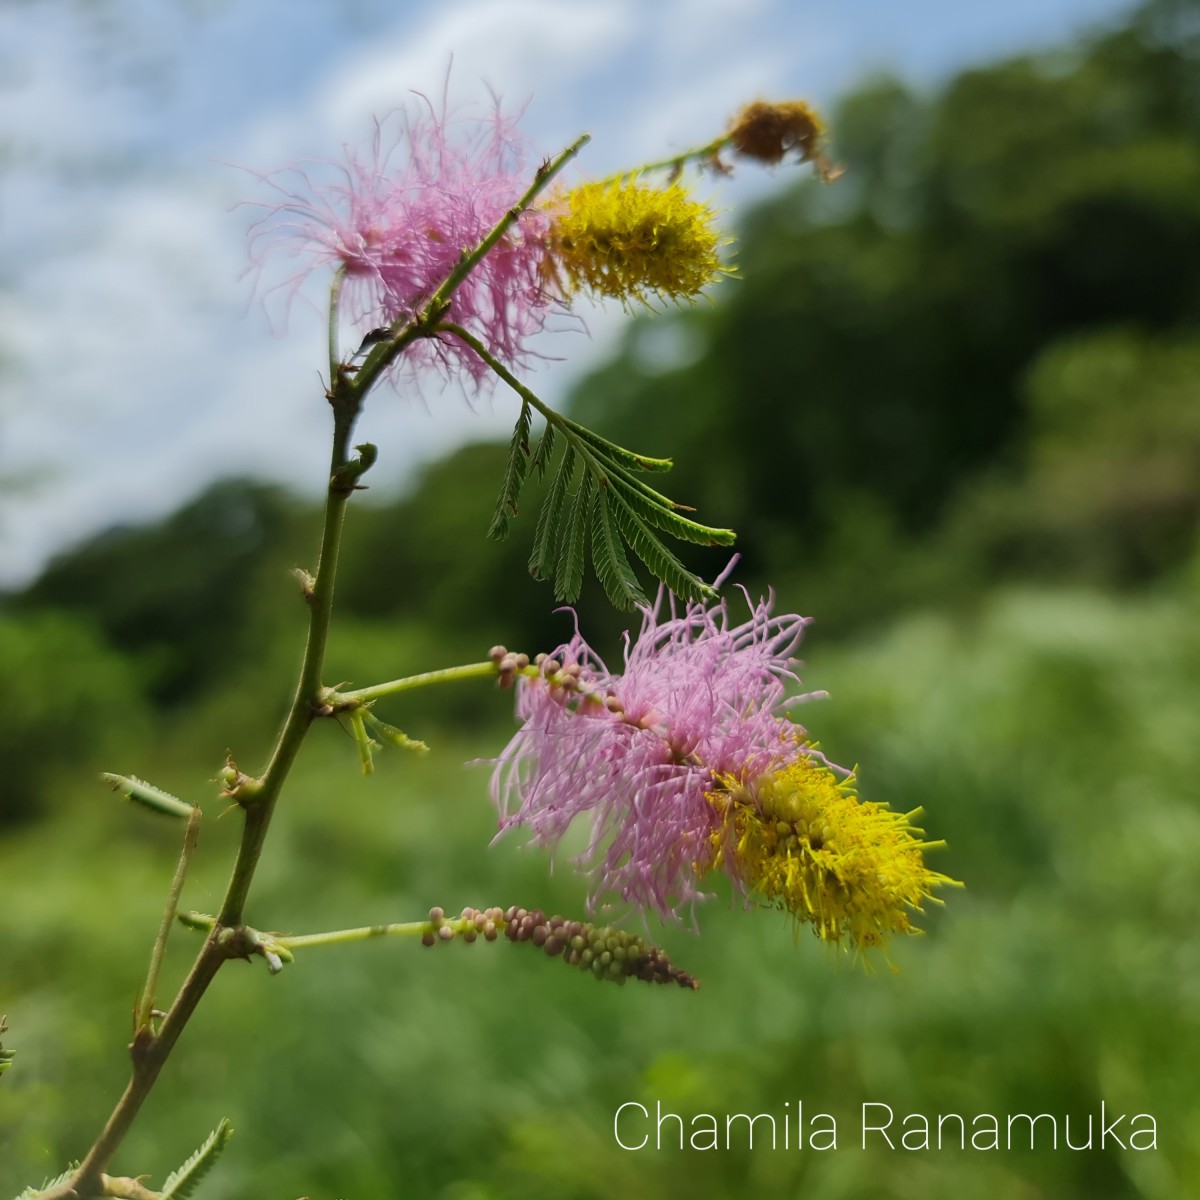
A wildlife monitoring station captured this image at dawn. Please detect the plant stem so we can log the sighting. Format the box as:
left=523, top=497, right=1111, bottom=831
left=216, top=402, right=358, bottom=928
left=596, top=134, right=734, bottom=185
left=437, top=317, right=676, bottom=496
left=62, top=397, right=363, bottom=1200
left=332, top=659, right=503, bottom=707
left=172, top=911, right=459, bottom=950
left=64, top=940, right=226, bottom=1198
left=135, top=807, right=201, bottom=1033
left=276, top=919, right=459, bottom=949
left=327, top=268, right=345, bottom=383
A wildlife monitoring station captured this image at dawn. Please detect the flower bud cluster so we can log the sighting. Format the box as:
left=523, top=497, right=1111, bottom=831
left=489, top=645, right=529, bottom=690
left=421, top=905, right=506, bottom=946
left=420, top=905, right=698, bottom=989
left=490, top=645, right=590, bottom=696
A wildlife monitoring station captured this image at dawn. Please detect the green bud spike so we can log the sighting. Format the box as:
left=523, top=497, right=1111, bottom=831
left=434, top=906, right=701, bottom=989
left=101, top=773, right=194, bottom=820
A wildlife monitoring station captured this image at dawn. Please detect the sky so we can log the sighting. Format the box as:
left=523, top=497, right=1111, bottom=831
left=0, top=0, right=1137, bottom=588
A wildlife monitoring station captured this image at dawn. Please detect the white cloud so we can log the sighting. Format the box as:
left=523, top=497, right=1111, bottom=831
left=318, top=0, right=632, bottom=135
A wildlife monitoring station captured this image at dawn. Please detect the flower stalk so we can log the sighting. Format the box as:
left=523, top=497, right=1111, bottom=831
left=178, top=906, right=700, bottom=990
left=328, top=658, right=513, bottom=708
left=135, top=806, right=201, bottom=1035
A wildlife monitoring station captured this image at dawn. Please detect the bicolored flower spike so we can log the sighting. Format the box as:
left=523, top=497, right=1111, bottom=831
left=710, top=757, right=961, bottom=955
left=492, top=580, right=958, bottom=953
left=545, top=179, right=729, bottom=308
left=491, top=584, right=818, bottom=918
left=249, top=94, right=553, bottom=387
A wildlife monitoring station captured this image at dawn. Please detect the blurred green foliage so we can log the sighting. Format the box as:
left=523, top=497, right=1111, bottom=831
left=4, top=1, right=1200, bottom=1197
left=4, top=581, right=1198, bottom=1199
left=13, top=481, right=311, bottom=708
left=0, top=611, right=148, bottom=826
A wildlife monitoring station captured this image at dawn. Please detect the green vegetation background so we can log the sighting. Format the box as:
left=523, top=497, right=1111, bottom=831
left=4, top=2, right=1200, bottom=1195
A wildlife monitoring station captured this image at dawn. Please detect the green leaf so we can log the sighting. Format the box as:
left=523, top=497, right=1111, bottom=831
left=609, top=490, right=715, bottom=601
left=529, top=419, right=556, bottom=479
left=554, top=469, right=595, bottom=601
left=487, top=401, right=533, bottom=540
left=101, top=773, right=194, bottom=820
left=604, top=461, right=736, bottom=547
left=483, top=384, right=735, bottom=602
left=362, top=712, right=429, bottom=756
left=529, top=444, right=576, bottom=580
left=348, top=709, right=378, bottom=775
left=591, top=490, right=648, bottom=608
left=16, top=1165, right=79, bottom=1199
left=560, top=415, right=673, bottom=472
left=160, top=1119, right=234, bottom=1200
left=525, top=419, right=734, bottom=604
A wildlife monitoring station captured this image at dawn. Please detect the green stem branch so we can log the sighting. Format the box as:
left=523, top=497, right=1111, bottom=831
left=596, top=134, right=734, bottom=184
left=64, top=938, right=226, bottom=1198
left=64, top=356, right=364, bottom=1200
left=216, top=404, right=358, bottom=929
left=444, top=324, right=649, bottom=499
left=279, top=919, right=458, bottom=950
left=332, top=659, right=505, bottom=707
left=135, top=807, right=201, bottom=1033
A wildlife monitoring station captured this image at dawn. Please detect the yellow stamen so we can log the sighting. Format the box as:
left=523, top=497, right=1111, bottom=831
left=710, top=757, right=960, bottom=958
left=545, top=179, right=730, bottom=309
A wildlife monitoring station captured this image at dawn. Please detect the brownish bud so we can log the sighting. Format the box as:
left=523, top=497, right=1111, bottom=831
left=728, top=100, right=834, bottom=176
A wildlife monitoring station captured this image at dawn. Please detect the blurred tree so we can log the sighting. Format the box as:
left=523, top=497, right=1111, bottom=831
left=944, top=328, right=1200, bottom=584
left=0, top=610, right=147, bottom=824
left=12, top=480, right=308, bottom=705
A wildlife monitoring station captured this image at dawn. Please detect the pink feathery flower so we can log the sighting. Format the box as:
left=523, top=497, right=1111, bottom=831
left=248, top=90, right=553, bottom=388
left=491, top=583, right=821, bottom=920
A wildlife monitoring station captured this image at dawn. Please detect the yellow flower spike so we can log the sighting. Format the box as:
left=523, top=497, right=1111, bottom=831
left=545, top=179, right=730, bottom=309
left=709, top=756, right=961, bottom=960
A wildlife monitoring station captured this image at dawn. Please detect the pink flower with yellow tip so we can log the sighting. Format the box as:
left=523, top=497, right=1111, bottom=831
left=248, top=92, right=553, bottom=388
left=491, top=580, right=820, bottom=919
